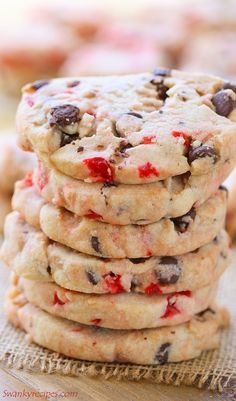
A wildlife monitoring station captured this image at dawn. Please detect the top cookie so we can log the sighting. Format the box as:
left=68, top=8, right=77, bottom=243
left=17, top=69, right=236, bottom=184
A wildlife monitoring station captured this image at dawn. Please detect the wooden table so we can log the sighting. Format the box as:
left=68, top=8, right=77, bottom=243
left=0, top=364, right=235, bottom=401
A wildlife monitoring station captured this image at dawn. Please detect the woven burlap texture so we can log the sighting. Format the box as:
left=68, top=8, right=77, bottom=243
left=0, top=253, right=236, bottom=393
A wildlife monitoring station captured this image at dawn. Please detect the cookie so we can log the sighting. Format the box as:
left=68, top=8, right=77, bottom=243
left=60, top=42, right=165, bottom=77
left=224, top=168, right=236, bottom=239
left=0, top=22, right=76, bottom=96
left=2, top=211, right=230, bottom=294
left=13, top=181, right=226, bottom=258
left=34, top=158, right=234, bottom=225
left=16, top=70, right=236, bottom=184
left=0, top=135, right=35, bottom=194
left=17, top=275, right=217, bottom=330
left=0, top=193, right=11, bottom=233
left=6, top=286, right=229, bottom=365
left=181, top=31, right=236, bottom=80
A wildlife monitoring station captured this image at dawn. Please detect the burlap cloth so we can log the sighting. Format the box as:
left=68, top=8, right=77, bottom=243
left=0, top=251, right=235, bottom=393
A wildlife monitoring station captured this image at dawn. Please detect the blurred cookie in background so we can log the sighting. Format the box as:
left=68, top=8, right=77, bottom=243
left=32, top=2, right=108, bottom=41
left=180, top=31, right=236, bottom=79
left=0, top=22, right=77, bottom=97
left=0, top=134, right=35, bottom=233
left=60, top=41, right=168, bottom=77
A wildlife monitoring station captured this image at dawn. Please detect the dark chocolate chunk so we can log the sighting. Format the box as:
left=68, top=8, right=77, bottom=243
left=67, top=80, right=80, bottom=88
left=150, top=79, right=169, bottom=101
left=126, top=112, right=143, bottom=118
left=31, top=79, right=49, bottom=91
left=91, top=236, right=101, bottom=253
left=171, top=208, right=196, bottom=233
left=212, top=89, right=236, bottom=117
left=129, top=257, right=149, bottom=264
left=102, top=182, right=118, bottom=188
left=197, top=308, right=215, bottom=321
left=50, top=104, right=80, bottom=127
left=60, top=133, right=78, bottom=147
left=188, top=145, right=219, bottom=165
left=220, top=251, right=228, bottom=260
left=154, top=342, right=171, bottom=364
left=222, top=81, right=236, bottom=93
left=47, top=266, right=51, bottom=275
left=119, top=141, right=133, bottom=153
left=219, top=185, right=229, bottom=198
left=153, top=68, right=171, bottom=77
left=77, top=146, right=84, bottom=152
left=156, top=257, right=181, bottom=285
left=86, top=270, right=100, bottom=285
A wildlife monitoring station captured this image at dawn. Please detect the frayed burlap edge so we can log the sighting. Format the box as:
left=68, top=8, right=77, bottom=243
left=0, top=259, right=236, bottom=393
left=0, top=319, right=235, bottom=393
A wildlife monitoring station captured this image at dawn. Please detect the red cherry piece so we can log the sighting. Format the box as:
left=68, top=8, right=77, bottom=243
left=36, top=160, right=48, bottom=191
left=25, top=96, right=34, bottom=107
left=90, top=318, right=101, bottom=325
left=53, top=292, right=66, bottom=306
left=84, top=210, right=103, bottom=220
left=86, top=110, right=96, bottom=117
left=138, top=162, right=159, bottom=178
left=144, top=283, right=163, bottom=295
left=172, top=131, right=191, bottom=148
left=146, top=250, right=153, bottom=257
left=21, top=172, right=33, bottom=187
left=161, top=290, right=191, bottom=319
left=83, top=157, right=114, bottom=183
left=71, top=327, right=83, bottom=332
left=104, top=273, right=124, bottom=294
left=161, top=303, right=180, bottom=319
left=142, top=136, right=156, bottom=144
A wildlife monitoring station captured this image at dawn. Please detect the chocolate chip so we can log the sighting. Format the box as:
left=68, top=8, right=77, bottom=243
left=213, top=236, right=219, bottom=244
left=220, top=251, right=228, bottom=260
left=219, top=185, right=229, bottom=198
left=102, top=182, right=118, bottom=188
left=129, top=257, right=149, bottom=264
left=188, top=145, right=219, bottom=165
left=171, top=208, right=196, bottom=233
left=31, top=79, right=49, bottom=91
left=197, top=307, right=215, bottom=321
left=67, top=80, right=80, bottom=88
left=126, top=112, right=143, bottom=119
left=60, top=133, right=78, bottom=147
left=150, top=79, right=169, bottom=101
left=91, top=236, right=101, bottom=253
left=153, top=68, right=171, bottom=77
left=50, top=104, right=80, bottom=127
left=47, top=266, right=51, bottom=275
left=222, top=81, right=236, bottom=93
left=156, top=257, right=181, bottom=285
left=119, top=141, right=132, bottom=153
left=154, top=342, right=171, bottom=364
left=86, top=270, right=100, bottom=285
left=212, top=89, right=236, bottom=117
left=77, top=146, right=84, bottom=152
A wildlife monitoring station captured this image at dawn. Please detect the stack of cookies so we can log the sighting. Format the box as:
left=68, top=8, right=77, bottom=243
left=2, top=69, right=236, bottom=364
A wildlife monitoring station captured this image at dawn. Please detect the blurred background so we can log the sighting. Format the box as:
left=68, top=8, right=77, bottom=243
left=0, top=0, right=235, bottom=234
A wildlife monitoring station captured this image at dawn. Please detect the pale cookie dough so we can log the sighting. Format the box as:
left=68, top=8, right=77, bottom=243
left=224, top=168, right=236, bottom=239
left=1, top=211, right=230, bottom=294
left=6, top=287, right=229, bottom=365
left=0, top=135, right=35, bottom=194
left=13, top=184, right=227, bottom=258
left=16, top=70, right=236, bottom=184
left=34, top=158, right=234, bottom=225
left=17, top=276, right=217, bottom=330
left=0, top=194, right=11, bottom=233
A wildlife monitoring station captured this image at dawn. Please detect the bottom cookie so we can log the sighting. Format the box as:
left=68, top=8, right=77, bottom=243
left=5, top=285, right=229, bottom=365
